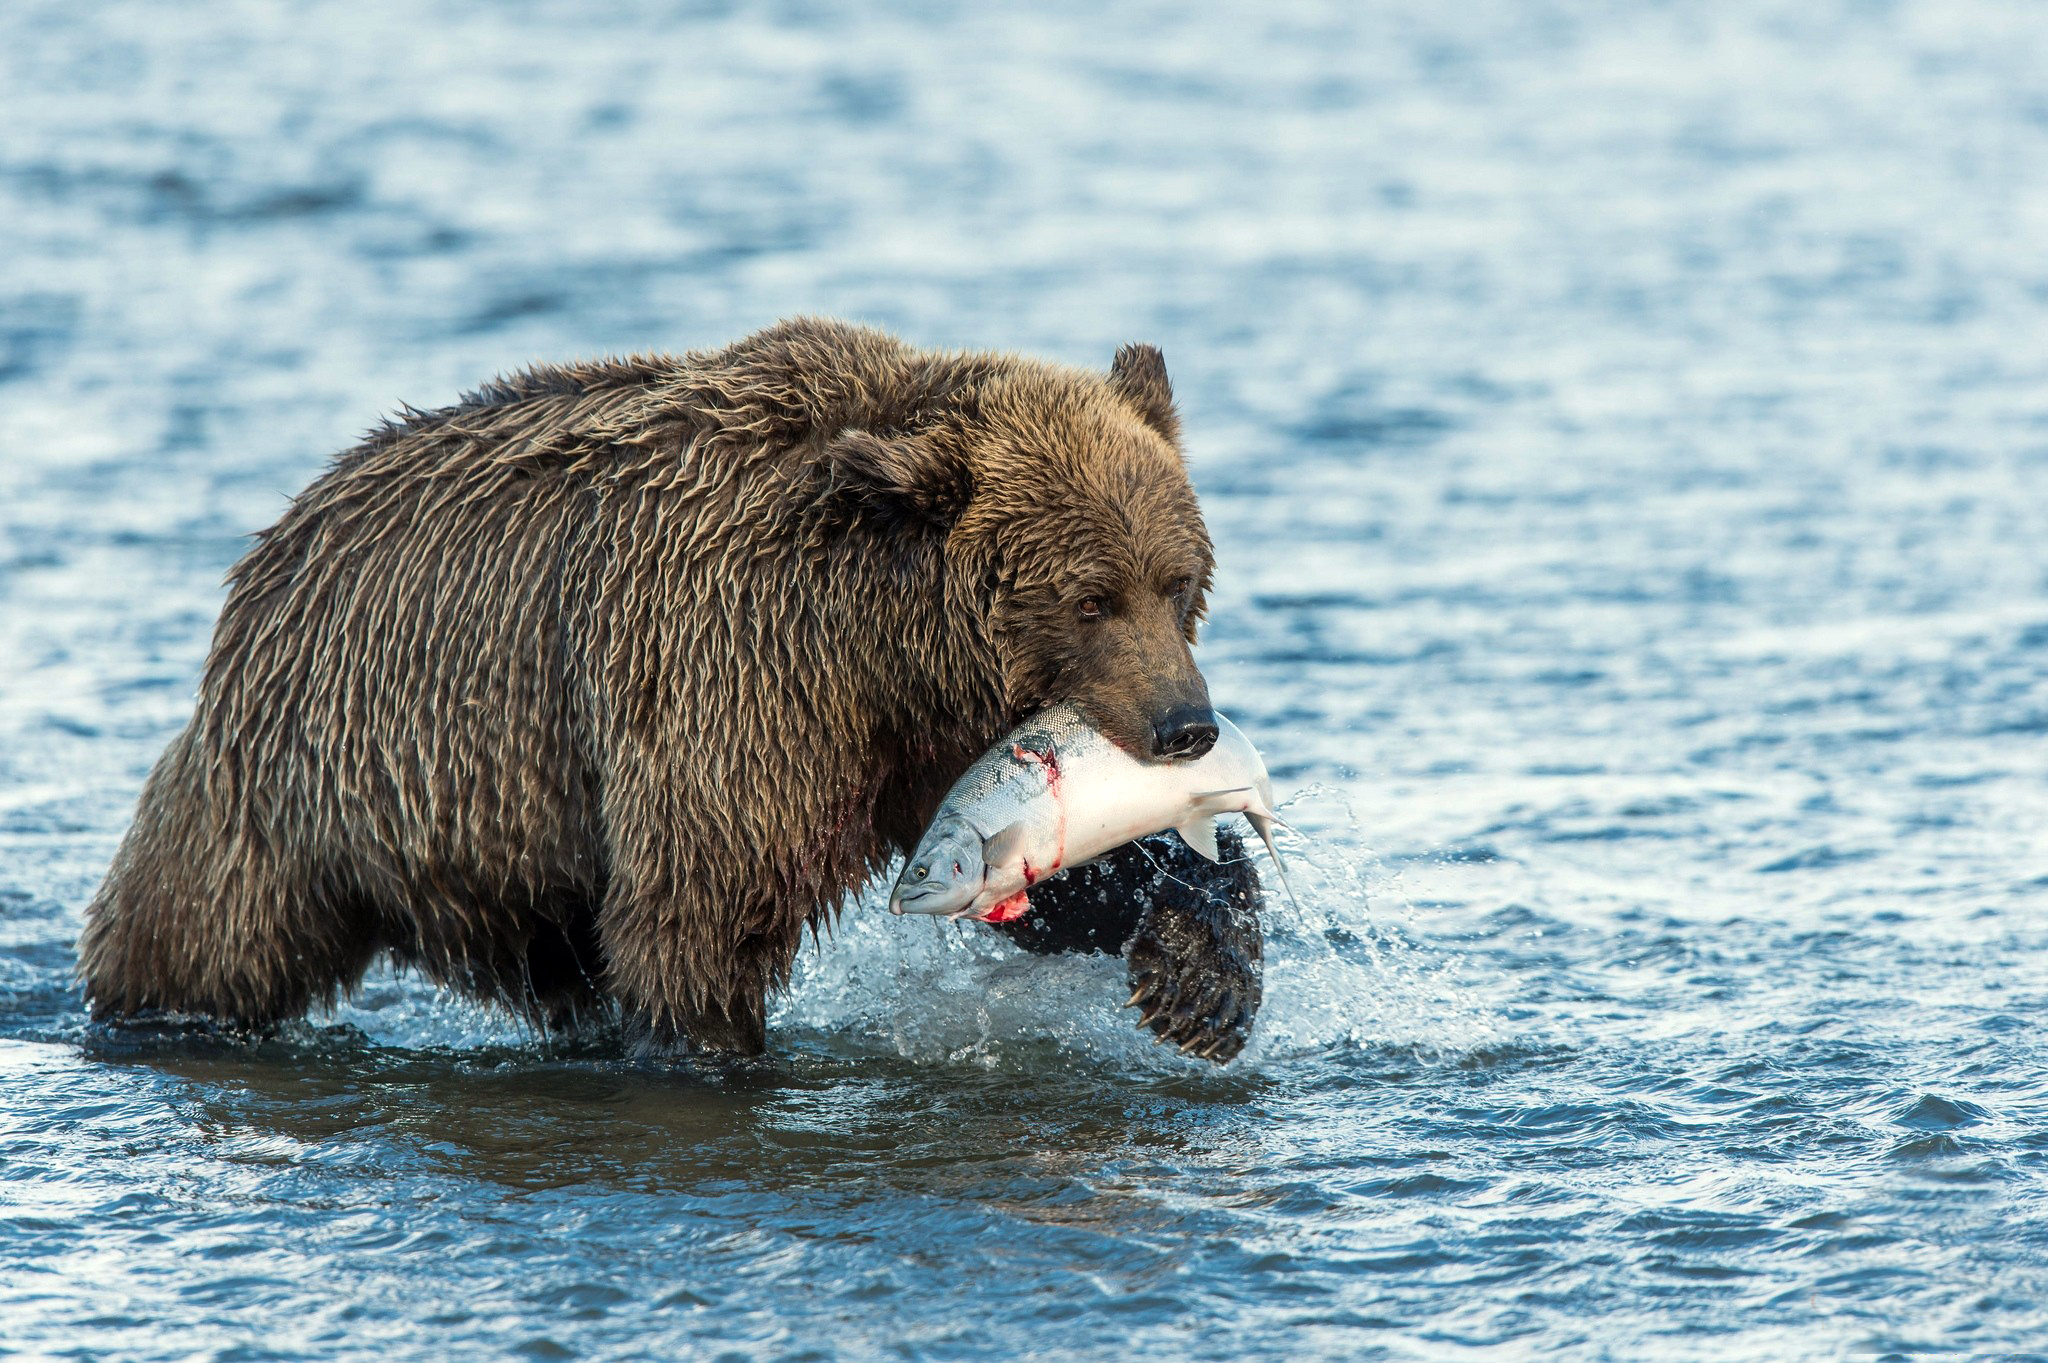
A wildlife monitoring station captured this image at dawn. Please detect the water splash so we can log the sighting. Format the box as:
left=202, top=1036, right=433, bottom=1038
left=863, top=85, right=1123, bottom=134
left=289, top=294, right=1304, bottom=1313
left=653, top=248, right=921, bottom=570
left=775, top=791, right=1506, bottom=1073
left=324, top=962, right=535, bottom=1052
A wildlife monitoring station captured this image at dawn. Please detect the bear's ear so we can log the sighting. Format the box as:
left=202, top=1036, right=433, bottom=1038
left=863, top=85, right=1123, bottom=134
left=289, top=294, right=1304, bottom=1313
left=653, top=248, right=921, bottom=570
left=1108, top=342, right=1180, bottom=444
left=827, top=428, right=974, bottom=529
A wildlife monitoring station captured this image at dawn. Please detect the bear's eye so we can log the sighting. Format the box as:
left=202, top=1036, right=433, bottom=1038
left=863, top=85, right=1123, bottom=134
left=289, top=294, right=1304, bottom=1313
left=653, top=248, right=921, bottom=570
left=1076, top=596, right=1108, bottom=621
left=1166, top=576, right=1193, bottom=599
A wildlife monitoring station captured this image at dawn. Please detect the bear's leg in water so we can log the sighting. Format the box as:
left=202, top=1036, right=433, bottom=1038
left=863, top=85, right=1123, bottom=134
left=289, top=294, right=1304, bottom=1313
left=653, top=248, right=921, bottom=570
left=621, top=998, right=768, bottom=1060
left=80, top=727, right=384, bottom=1028
left=992, top=828, right=1264, bottom=1062
left=591, top=761, right=783, bottom=1057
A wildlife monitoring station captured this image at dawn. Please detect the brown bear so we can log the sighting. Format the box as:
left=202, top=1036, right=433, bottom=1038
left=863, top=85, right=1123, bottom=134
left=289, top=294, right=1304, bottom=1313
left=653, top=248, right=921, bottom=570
left=79, top=317, right=1262, bottom=1060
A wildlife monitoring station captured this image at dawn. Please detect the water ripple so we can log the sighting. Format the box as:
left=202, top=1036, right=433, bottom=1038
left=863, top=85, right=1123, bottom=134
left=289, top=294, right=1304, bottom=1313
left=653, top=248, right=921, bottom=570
left=4, top=0, right=2048, bottom=1359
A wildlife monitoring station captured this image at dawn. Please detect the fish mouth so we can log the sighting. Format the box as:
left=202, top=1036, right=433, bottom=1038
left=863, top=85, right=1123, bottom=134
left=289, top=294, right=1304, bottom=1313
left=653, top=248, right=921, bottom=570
left=888, top=882, right=962, bottom=916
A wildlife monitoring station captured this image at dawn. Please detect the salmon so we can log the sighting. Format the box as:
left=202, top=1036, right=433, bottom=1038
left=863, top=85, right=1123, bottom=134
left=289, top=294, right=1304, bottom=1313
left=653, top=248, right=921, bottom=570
left=888, top=704, right=1293, bottom=922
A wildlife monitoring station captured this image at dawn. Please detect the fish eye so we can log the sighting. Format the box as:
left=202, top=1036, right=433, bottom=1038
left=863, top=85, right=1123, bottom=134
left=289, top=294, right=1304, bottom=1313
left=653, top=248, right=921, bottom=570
left=914, top=865, right=929, bottom=880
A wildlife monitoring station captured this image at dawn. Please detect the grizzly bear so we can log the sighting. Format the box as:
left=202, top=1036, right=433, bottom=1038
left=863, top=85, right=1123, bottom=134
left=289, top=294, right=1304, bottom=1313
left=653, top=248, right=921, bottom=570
left=79, top=317, right=1262, bottom=1060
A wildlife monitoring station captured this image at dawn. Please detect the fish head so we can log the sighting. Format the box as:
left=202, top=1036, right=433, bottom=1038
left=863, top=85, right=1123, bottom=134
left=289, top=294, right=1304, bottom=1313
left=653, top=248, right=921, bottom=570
left=888, top=815, right=986, bottom=916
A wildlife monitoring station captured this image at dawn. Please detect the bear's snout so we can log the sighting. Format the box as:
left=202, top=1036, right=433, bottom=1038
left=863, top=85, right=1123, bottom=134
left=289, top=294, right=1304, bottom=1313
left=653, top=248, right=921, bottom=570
left=1151, top=704, right=1219, bottom=762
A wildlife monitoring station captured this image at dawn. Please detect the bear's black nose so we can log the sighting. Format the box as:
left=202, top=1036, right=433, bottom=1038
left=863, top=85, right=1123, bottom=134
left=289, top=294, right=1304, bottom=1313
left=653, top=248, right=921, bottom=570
left=1151, top=705, right=1219, bottom=761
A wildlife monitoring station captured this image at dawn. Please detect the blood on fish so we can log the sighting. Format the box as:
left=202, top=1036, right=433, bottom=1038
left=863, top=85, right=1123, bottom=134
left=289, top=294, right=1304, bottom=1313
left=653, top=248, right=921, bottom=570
left=1011, top=740, right=1062, bottom=796
left=1019, top=856, right=1063, bottom=888
left=974, top=734, right=1062, bottom=926
left=1040, top=743, right=1067, bottom=872
left=981, top=890, right=1030, bottom=923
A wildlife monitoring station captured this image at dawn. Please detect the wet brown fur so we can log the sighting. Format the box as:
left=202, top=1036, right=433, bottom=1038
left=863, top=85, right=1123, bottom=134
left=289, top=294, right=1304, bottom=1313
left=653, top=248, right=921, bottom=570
left=79, top=317, right=1216, bottom=1054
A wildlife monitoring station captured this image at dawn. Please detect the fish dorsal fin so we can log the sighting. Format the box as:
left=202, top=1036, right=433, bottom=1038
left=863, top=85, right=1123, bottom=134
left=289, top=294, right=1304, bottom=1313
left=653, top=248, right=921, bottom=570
left=1177, top=816, right=1221, bottom=862
left=981, top=821, right=1029, bottom=867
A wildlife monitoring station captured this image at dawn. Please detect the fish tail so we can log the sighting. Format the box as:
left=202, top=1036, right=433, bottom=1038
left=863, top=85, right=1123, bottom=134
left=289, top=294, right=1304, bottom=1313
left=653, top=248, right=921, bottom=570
left=1245, top=808, right=1301, bottom=911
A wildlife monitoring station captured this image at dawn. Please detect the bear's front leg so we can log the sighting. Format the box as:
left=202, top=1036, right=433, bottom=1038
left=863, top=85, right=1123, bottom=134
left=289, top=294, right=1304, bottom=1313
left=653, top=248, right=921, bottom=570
left=1122, top=829, right=1264, bottom=1062
left=994, top=829, right=1264, bottom=1063
left=621, top=997, right=767, bottom=1060
left=608, top=916, right=778, bottom=1061
left=596, top=818, right=779, bottom=1060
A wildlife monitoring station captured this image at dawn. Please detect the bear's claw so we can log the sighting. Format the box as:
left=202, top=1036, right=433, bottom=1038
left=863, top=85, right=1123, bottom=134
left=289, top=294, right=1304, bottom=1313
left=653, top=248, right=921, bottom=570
left=991, top=826, right=1265, bottom=1065
left=1120, top=833, right=1263, bottom=1065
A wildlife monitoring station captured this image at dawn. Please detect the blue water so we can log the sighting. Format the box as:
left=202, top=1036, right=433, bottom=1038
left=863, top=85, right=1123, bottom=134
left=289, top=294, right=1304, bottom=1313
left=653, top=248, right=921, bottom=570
left=5, top=2, right=2048, bottom=1358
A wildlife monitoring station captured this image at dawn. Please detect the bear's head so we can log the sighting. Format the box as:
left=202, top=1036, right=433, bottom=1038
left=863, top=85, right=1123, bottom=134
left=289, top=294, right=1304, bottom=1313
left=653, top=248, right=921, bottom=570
left=832, top=343, right=1218, bottom=762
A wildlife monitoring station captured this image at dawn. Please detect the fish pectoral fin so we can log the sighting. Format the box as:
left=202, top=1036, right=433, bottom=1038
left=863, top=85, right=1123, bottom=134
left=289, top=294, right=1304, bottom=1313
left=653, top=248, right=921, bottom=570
left=980, top=821, right=1029, bottom=867
left=1176, top=815, right=1221, bottom=862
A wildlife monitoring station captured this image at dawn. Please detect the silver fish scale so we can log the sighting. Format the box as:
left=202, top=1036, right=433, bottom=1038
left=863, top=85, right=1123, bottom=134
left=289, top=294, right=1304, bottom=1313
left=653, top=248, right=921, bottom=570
left=941, top=704, right=1101, bottom=816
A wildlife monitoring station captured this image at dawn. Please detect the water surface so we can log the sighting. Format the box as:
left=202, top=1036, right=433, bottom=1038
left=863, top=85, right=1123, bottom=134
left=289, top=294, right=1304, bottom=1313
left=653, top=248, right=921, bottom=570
left=4, top=2, right=2047, bottom=1359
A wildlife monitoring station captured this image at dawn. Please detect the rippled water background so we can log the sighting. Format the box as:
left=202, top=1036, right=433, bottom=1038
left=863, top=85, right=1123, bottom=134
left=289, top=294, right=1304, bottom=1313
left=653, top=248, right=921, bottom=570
left=5, top=2, right=2048, bottom=1358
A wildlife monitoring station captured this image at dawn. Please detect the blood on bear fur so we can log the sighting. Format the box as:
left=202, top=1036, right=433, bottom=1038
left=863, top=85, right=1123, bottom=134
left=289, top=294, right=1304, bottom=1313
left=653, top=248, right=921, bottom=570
left=79, top=317, right=1235, bottom=1056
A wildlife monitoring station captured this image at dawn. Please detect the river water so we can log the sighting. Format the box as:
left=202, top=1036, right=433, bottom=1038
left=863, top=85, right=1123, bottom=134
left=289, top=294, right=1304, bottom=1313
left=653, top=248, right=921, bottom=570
left=4, top=2, right=2047, bottom=1359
